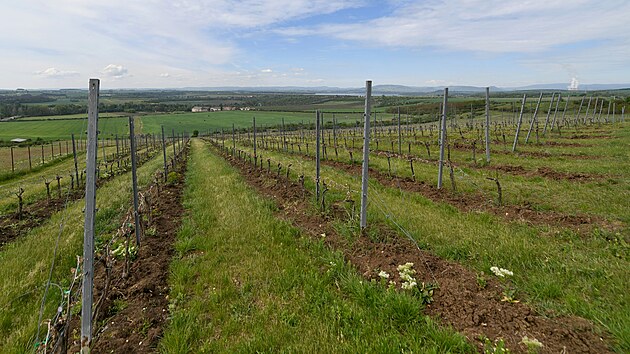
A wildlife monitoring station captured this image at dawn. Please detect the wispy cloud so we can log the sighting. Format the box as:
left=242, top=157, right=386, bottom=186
left=35, top=67, right=80, bottom=78
left=102, top=64, right=129, bottom=79
left=278, top=1, right=630, bottom=53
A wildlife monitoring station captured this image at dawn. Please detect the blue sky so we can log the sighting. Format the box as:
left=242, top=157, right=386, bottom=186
left=1, top=0, right=628, bottom=89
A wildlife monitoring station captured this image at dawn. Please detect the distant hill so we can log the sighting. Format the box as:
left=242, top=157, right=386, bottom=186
left=181, top=83, right=630, bottom=95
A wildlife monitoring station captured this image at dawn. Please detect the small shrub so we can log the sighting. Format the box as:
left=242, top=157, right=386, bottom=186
left=167, top=171, right=179, bottom=184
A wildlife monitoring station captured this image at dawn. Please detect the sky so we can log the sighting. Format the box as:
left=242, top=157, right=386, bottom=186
left=1, top=0, right=629, bottom=89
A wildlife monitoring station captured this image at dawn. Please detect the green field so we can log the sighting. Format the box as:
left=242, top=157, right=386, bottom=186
left=0, top=117, right=130, bottom=141
left=223, top=120, right=630, bottom=352
left=0, top=111, right=366, bottom=142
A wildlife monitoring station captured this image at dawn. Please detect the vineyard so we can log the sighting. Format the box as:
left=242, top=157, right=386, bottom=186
left=0, top=83, right=628, bottom=353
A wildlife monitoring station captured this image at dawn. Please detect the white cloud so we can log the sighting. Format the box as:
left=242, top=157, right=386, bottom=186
left=261, top=68, right=273, bottom=73
left=102, top=64, right=129, bottom=79
left=160, top=73, right=171, bottom=78
left=36, top=67, right=80, bottom=78
left=425, top=79, right=450, bottom=86
left=278, top=1, right=630, bottom=54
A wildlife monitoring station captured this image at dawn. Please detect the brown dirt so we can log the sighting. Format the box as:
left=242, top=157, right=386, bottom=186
left=487, top=165, right=598, bottom=182
left=65, top=149, right=188, bottom=353
left=0, top=189, right=83, bottom=247
left=350, top=147, right=603, bottom=181
left=0, top=150, right=161, bottom=248
left=302, top=155, right=614, bottom=236
left=215, top=145, right=613, bottom=353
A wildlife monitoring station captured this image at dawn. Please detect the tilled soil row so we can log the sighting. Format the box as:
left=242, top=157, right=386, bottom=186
left=251, top=146, right=617, bottom=236
left=214, top=145, right=612, bottom=354
left=65, top=147, right=188, bottom=353
left=0, top=149, right=165, bottom=247
left=318, top=158, right=619, bottom=236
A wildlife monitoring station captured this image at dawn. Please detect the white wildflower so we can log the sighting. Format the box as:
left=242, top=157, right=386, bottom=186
left=521, top=336, right=543, bottom=348
left=490, top=266, right=513, bottom=277
left=378, top=270, right=390, bottom=279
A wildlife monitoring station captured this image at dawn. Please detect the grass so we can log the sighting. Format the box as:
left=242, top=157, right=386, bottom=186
left=0, top=117, right=130, bottom=141
left=230, top=129, right=630, bottom=352
left=0, top=144, right=147, bottom=214
left=0, top=147, right=175, bottom=351
left=160, top=139, right=474, bottom=353
left=1, top=110, right=363, bottom=142
left=138, top=110, right=362, bottom=136
left=240, top=121, right=630, bottom=224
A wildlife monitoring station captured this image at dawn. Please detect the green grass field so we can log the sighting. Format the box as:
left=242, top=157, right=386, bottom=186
left=0, top=117, right=130, bottom=141
left=160, top=139, right=473, bottom=352
left=226, top=120, right=629, bottom=351
left=0, top=148, right=175, bottom=351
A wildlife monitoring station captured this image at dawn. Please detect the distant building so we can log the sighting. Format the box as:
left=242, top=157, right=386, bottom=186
left=11, top=138, right=28, bottom=143
left=192, top=106, right=210, bottom=112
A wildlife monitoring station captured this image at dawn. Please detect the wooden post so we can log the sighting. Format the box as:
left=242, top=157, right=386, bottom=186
left=72, top=134, right=79, bottom=188
left=129, top=117, right=141, bottom=245
left=161, top=126, right=168, bottom=181
left=525, top=92, right=543, bottom=144
left=253, top=117, right=257, bottom=163
left=512, top=94, right=527, bottom=152
left=484, top=87, right=490, bottom=163
left=28, top=145, right=32, bottom=170
left=171, top=129, right=177, bottom=163
left=82, top=79, right=100, bottom=353
left=575, top=96, right=585, bottom=126
left=541, top=92, right=556, bottom=135
left=398, top=106, right=402, bottom=155
left=10, top=146, right=14, bottom=173
left=315, top=110, right=321, bottom=200
left=437, top=88, right=448, bottom=189
left=360, top=80, right=372, bottom=229
left=554, top=94, right=569, bottom=131
left=583, top=96, right=593, bottom=124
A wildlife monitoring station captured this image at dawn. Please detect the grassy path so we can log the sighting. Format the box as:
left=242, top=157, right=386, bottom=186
left=160, top=139, right=473, bottom=353
left=229, top=140, right=629, bottom=352
left=0, top=148, right=175, bottom=351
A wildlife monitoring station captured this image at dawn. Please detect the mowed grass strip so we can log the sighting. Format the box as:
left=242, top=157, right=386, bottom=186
left=0, top=149, right=175, bottom=351
left=160, top=139, right=473, bottom=353
left=232, top=141, right=630, bottom=352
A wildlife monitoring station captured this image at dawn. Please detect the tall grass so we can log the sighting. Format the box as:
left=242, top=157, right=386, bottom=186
left=231, top=135, right=630, bottom=352
left=0, top=148, right=175, bottom=351
left=160, top=139, right=473, bottom=353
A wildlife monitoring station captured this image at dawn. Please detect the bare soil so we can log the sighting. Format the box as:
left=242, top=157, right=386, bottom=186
left=65, top=149, right=188, bottom=353
left=216, top=145, right=613, bottom=354
left=290, top=153, right=617, bottom=236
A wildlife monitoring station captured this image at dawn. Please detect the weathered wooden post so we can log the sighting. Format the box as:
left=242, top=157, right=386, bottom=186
left=398, top=106, right=402, bottom=155
left=484, top=87, right=491, bottom=163
left=315, top=110, right=321, bottom=200
left=72, top=134, right=79, bottom=188
left=10, top=146, right=14, bottom=173
left=437, top=88, right=448, bottom=189
left=129, top=117, right=141, bottom=245
left=253, top=117, right=257, bottom=166
left=512, top=94, right=527, bottom=152
left=583, top=96, right=592, bottom=124
left=541, top=92, right=556, bottom=135
left=28, top=145, right=32, bottom=170
left=81, top=78, right=100, bottom=353
left=360, top=80, right=372, bottom=229
left=232, top=123, right=236, bottom=155
left=161, top=126, right=168, bottom=181
left=525, top=92, right=543, bottom=144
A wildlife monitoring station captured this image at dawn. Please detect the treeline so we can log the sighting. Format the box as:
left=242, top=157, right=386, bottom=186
left=0, top=102, right=197, bottom=118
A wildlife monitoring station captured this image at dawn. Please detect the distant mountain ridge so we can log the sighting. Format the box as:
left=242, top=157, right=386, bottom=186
left=181, top=83, right=630, bottom=95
